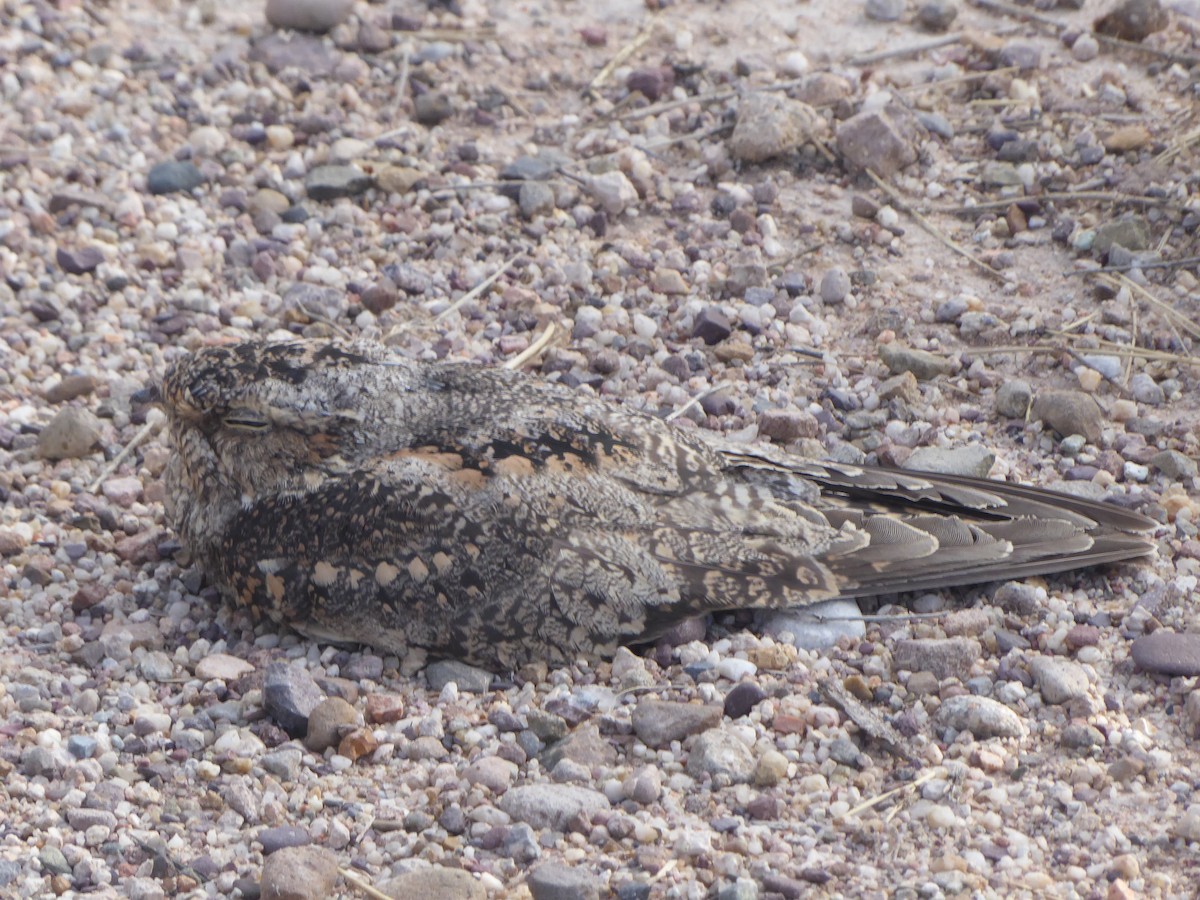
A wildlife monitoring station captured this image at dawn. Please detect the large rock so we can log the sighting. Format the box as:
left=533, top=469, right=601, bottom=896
left=728, top=94, right=825, bottom=163
left=935, top=695, right=1026, bottom=739
left=37, top=407, right=101, bottom=460
left=631, top=700, right=721, bottom=748
left=1032, top=390, right=1103, bottom=442
left=499, top=784, right=609, bottom=831
left=685, top=728, right=755, bottom=782
left=836, top=103, right=923, bottom=176
left=893, top=637, right=982, bottom=680
left=260, top=846, right=338, bottom=900
left=377, top=866, right=485, bottom=900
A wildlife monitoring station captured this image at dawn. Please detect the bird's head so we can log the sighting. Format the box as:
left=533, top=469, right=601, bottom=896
left=160, top=339, right=420, bottom=503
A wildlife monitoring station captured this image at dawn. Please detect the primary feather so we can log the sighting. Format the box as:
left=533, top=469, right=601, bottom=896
left=161, top=339, right=1156, bottom=669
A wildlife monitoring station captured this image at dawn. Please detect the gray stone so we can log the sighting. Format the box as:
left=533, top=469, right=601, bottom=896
left=147, top=161, right=204, bottom=195
left=879, top=343, right=954, bottom=381
left=0, top=860, right=20, bottom=887
left=66, top=807, right=117, bottom=830
left=836, top=104, right=922, bottom=176
left=21, top=746, right=60, bottom=778
left=865, top=0, right=906, bottom=19
left=426, top=660, right=493, bottom=693
left=542, top=722, right=617, bottom=769
left=693, top=307, right=732, bottom=344
left=728, top=93, right=824, bottom=163
left=414, top=92, right=454, bottom=126
left=258, top=825, right=310, bottom=855
left=1072, top=33, right=1100, bottom=60
left=304, top=697, right=360, bottom=752
left=283, top=282, right=347, bottom=322
left=621, top=766, right=662, bottom=804
left=879, top=371, right=921, bottom=404
left=916, top=0, right=958, bottom=29
left=528, top=862, right=601, bottom=900
left=499, top=784, right=610, bottom=831
left=686, top=728, right=755, bottom=783
left=819, top=268, right=851, bottom=304
left=904, top=445, right=996, bottom=478
left=266, top=0, right=353, bottom=33
left=264, top=662, right=324, bottom=738
left=464, top=755, right=519, bottom=793
left=993, top=581, right=1042, bottom=615
left=527, top=709, right=569, bottom=743
left=631, top=700, right=722, bottom=748
left=723, top=682, right=767, bottom=719
left=995, top=380, right=1033, bottom=418
left=934, top=296, right=969, bottom=323
left=759, top=598, right=866, bottom=650
left=37, top=407, right=101, bottom=460
left=717, top=878, right=760, bottom=900
left=43, top=373, right=99, bottom=404
left=1131, top=632, right=1200, bottom=677
left=917, top=111, right=954, bottom=139
left=980, top=161, right=1023, bottom=187
left=893, top=637, right=982, bottom=680
left=1095, top=0, right=1169, bottom=41
left=1093, top=218, right=1151, bottom=255
left=67, top=734, right=97, bottom=759
left=126, top=877, right=166, bottom=900
left=262, top=748, right=303, bottom=781
left=502, top=823, right=541, bottom=862
left=1129, top=373, right=1164, bottom=406
left=519, top=181, right=556, bottom=219
left=249, top=32, right=338, bottom=77
left=39, top=846, right=71, bottom=876
left=758, top=409, right=817, bottom=443
left=935, top=695, right=1025, bottom=738
left=378, top=866, right=485, bottom=899
left=502, top=152, right=570, bottom=182
left=1151, top=450, right=1197, bottom=480
left=1030, top=656, right=1090, bottom=704
left=1032, top=390, right=1102, bottom=442
left=56, top=245, right=104, bottom=275
left=587, top=171, right=638, bottom=216
left=260, top=846, right=337, bottom=900
left=998, top=41, right=1042, bottom=70
left=305, top=165, right=373, bottom=201
left=138, top=651, right=175, bottom=682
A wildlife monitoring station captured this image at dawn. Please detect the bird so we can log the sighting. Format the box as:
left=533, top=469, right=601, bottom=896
left=159, top=338, right=1157, bottom=670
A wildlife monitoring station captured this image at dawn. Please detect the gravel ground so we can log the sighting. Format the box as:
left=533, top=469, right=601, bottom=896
left=2, top=0, right=1200, bottom=897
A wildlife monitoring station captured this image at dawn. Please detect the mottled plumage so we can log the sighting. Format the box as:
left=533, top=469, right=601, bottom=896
left=161, top=339, right=1156, bottom=669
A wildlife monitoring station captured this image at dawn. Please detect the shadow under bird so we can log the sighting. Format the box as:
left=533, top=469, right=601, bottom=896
left=159, top=339, right=1157, bottom=669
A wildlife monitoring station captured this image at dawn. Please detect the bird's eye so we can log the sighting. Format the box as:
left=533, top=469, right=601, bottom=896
left=223, top=413, right=268, bottom=431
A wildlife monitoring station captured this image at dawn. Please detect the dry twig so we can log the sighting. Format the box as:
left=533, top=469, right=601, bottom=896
left=88, top=413, right=164, bottom=494
left=432, top=256, right=518, bottom=323
left=666, top=382, right=732, bottom=423
left=502, top=322, right=558, bottom=370
left=585, top=15, right=660, bottom=98
left=340, top=867, right=393, bottom=900
left=843, top=769, right=941, bottom=818
left=862, top=168, right=1006, bottom=283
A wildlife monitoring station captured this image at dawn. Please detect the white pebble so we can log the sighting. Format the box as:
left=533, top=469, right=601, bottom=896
left=716, top=657, right=758, bottom=681
left=632, top=313, right=657, bottom=340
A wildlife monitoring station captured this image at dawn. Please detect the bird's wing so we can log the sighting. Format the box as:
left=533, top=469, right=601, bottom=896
left=721, top=449, right=1157, bottom=598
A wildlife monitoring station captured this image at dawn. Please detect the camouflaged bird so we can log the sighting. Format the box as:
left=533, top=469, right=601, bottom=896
left=161, top=339, right=1156, bottom=669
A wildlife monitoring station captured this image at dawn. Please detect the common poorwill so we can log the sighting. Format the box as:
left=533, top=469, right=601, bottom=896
left=161, top=339, right=1156, bottom=669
